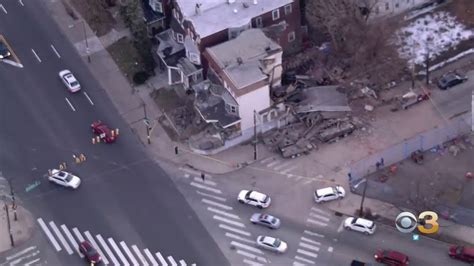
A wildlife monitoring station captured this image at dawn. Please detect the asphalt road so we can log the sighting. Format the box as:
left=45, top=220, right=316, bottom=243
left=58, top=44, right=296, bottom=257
left=0, top=1, right=228, bottom=265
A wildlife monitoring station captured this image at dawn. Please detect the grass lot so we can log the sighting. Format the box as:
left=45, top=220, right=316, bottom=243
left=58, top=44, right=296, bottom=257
left=69, top=0, right=115, bottom=37
left=106, top=37, right=145, bottom=83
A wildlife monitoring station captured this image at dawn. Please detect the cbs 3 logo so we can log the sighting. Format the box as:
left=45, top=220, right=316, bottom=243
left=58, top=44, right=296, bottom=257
left=395, top=211, right=439, bottom=234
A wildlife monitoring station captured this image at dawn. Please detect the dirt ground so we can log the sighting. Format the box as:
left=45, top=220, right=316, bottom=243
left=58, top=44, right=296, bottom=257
left=106, top=37, right=145, bottom=83
left=68, top=0, right=115, bottom=37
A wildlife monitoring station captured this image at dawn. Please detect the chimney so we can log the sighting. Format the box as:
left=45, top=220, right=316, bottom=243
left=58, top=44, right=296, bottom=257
left=195, top=3, right=202, bottom=15
left=253, top=0, right=258, bottom=5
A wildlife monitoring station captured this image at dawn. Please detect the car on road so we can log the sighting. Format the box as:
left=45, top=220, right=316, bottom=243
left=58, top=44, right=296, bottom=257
left=238, top=190, right=271, bottom=208
left=256, top=236, right=287, bottom=253
left=344, top=217, right=376, bottom=235
left=59, top=69, right=81, bottom=93
left=91, top=120, right=117, bottom=143
left=0, top=41, right=11, bottom=59
left=449, top=245, right=474, bottom=263
left=250, top=213, right=281, bottom=229
left=437, top=72, right=467, bottom=90
left=374, top=249, right=409, bottom=265
left=314, top=185, right=345, bottom=203
left=48, top=169, right=81, bottom=189
left=79, top=240, right=102, bottom=264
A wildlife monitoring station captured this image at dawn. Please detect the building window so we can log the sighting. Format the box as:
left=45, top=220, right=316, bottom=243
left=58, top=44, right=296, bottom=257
left=288, top=31, right=295, bottom=42
left=255, top=17, right=263, bottom=28
left=284, top=4, right=292, bottom=15
left=189, top=52, right=200, bottom=64
left=149, top=0, right=163, bottom=13
left=385, top=3, right=389, bottom=10
left=230, top=106, right=237, bottom=113
left=272, top=9, right=280, bottom=21
left=177, top=33, right=184, bottom=43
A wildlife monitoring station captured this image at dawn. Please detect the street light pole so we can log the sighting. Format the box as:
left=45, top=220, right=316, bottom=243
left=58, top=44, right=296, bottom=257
left=359, top=179, right=368, bottom=217
left=253, top=110, right=257, bottom=161
left=7, top=179, right=16, bottom=221
left=143, top=103, right=151, bottom=144
left=3, top=199, right=14, bottom=247
left=81, top=20, right=91, bottom=63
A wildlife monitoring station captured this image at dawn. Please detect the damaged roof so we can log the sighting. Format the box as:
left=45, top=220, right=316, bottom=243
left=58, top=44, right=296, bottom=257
left=156, top=29, right=185, bottom=67
left=294, top=85, right=352, bottom=113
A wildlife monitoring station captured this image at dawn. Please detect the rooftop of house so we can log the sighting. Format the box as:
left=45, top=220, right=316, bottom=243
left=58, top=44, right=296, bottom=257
left=142, top=0, right=165, bottom=23
left=205, top=28, right=282, bottom=93
left=175, top=0, right=293, bottom=38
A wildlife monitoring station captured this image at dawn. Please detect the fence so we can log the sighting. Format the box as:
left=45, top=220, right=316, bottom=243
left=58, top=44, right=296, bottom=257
left=350, top=113, right=472, bottom=181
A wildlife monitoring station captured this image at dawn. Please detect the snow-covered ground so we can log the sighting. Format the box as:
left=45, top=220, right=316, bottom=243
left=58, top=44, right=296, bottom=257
left=396, top=11, right=473, bottom=66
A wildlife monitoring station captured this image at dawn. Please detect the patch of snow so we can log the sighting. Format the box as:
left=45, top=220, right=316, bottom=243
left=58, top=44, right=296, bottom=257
left=395, top=11, right=473, bottom=66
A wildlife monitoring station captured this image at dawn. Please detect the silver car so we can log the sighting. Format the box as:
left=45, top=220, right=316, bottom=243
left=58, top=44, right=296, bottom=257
left=256, top=236, right=288, bottom=253
left=250, top=213, right=281, bottom=229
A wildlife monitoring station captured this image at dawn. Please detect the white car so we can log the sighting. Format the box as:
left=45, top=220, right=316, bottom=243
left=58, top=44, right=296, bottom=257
left=256, top=236, right=287, bottom=253
left=238, top=190, right=271, bottom=209
left=48, top=169, right=81, bottom=189
left=59, top=69, right=81, bottom=92
left=344, top=217, right=376, bottom=235
left=314, top=185, right=345, bottom=203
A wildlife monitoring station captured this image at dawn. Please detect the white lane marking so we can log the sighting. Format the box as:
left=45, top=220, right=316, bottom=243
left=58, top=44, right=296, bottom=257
left=219, top=224, right=251, bottom=236
left=294, top=255, right=315, bottom=264
left=18, top=0, right=25, bottom=7
left=213, top=215, right=245, bottom=227
left=243, top=259, right=264, bottom=266
left=120, top=241, right=139, bottom=266
left=281, top=165, right=298, bottom=174
left=61, top=225, right=83, bottom=257
left=300, top=237, right=320, bottom=246
left=294, top=176, right=304, bottom=181
left=24, top=258, right=41, bottom=266
left=337, top=220, right=345, bottom=232
left=309, top=212, right=330, bottom=222
left=167, top=256, right=178, bottom=266
left=202, top=198, right=232, bottom=210
left=207, top=207, right=240, bottom=219
left=307, top=218, right=327, bottom=226
left=144, top=248, right=159, bottom=266
left=299, top=242, right=320, bottom=252
left=0, top=4, right=7, bottom=14
left=31, top=49, right=41, bottom=62
left=84, top=231, right=109, bottom=265
left=230, top=241, right=263, bottom=254
left=236, top=250, right=267, bottom=263
left=328, top=246, right=334, bottom=252
left=297, top=248, right=318, bottom=258
left=266, top=160, right=280, bottom=167
left=108, top=238, right=129, bottom=266
left=193, top=177, right=217, bottom=186
left=184, top=173, right=190, bottom=178
left=197, top=191, right=226, bottom=201
left=51, top=45, right=61, bottom=58
left=37, top=218, right=61, bottom=251
left=225, top=232, right=254, bottom=244
left=304, top=230, right=324, bottom=238
left=311, top=207, right=331, bottom=216
left=10, top=249, right=40, bottom=266
left=179, top=260, right=187, bottom=266
left=97, top=234, right=119, bottom=266
left=260, top=157, right=274, bottom=164
left=273, top=160, right=294, bottom=171
left=190, top=182, right=221, bottom=194
left=83, top=91, right=94, bottom=105
left=65, top=97, right=76, bottom=111
left=155, top=252, right=168, bottom=266
left=72, top=227, right=85, bottom=242
left=303, top=179, right=315, bottom=185
left=6, top=246, right=36, bottom=261
left=131, top=245, right=148, bottom=266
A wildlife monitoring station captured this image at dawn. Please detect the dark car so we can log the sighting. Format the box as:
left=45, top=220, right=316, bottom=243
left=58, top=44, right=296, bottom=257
left=0, top=41, right=11, bottom=59
left=91, top=120, right=117, bottom=143
left=437, top=73, right=467, bottom=90
left=449, top=245, right=474, bottom=263
left=374, top=249, right=409, bottom=265
left=79, top=241, right=101, bottom=264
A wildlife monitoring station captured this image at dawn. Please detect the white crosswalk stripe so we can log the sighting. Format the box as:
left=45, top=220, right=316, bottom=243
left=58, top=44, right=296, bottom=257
left=167, top=256, right=178, bottom=266
left=196, top=191, right=226, bottom=201
left=72, top=227, right=85, bottom=242
left=207, top=207, right=240, bottom=219
left=202, top=198, right=232, bottom=210
left=297, top=248, right=318, bottom=258
left=306, top=218, right=327, bottom=226
left=37, top=218, right=61, bottom=252
left=49, top=221, right=74, bottom=255
left=155, top=252, right=168, bottom=266
left=61, top=225, right=83, bottom=257
left=179, top=259, right=187, bottom=266
left=97, top=234, right=120, bottom=266
left=190, top=182, right=222, bottom=194
left=300, top=237, right=321, bottom=246
left=193, top=177, right=217, bottom=186
left=281, top=165, right=298, bottom=174
left=132, top=245, right=149, bottom=266
left=219, top=224, right=251, bottom=236
left=260, top=157, right=274, bottom=164
left=311, top=207, right=331, bottom=216
left=230, top=241, right=263, bottom=254
left=266, top=160, right=280, bottom=167
left=243, top=259, right=264, bottom=266
left=236, top=250, right=267, bottom=263
left=120, top=241, right=139, bottom=266
left=293, top=261, right=306, bottom=266
left=299, top=242, right=320, bottom=252
left=6, top=246, right=36, bottom=261
left=213, top=215, right=245, bottom=227
left=144, top=248, right=159, bottom=266
left=24, top=258, right=41, bottom=266
left=309, top=212, right=330, bottom=222
left=304, top=230, right=325, bottom=238
left=84, top=231, right=109, bottom=265
left=273, top=161, right=294, bottom=171
left=294, top=255, right=316, bottom=264
left=108, top=238, right=130, bottom=266
left=8, top=248, right=40, bottom=266
left=225, top=232, right=255, bottom=244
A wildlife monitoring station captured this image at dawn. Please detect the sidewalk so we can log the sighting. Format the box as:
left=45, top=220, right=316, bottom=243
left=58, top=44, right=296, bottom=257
left=42, top=0, right=474, bottom=247
left=0, top=204, right=36, bottom=254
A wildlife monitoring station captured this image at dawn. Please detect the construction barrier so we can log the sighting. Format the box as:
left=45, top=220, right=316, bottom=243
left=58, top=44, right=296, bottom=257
left=79, top=154, right=86, bottom=162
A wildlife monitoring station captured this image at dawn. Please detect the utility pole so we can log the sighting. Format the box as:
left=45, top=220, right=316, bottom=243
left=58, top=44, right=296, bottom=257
left=359, top=179, right=368, bottom=217
left=7, top=179, right=17, bottom=221
left=143, top=103, right=151, bottom=144
left=425, top=52, right=430, bottom=85
left=82, top=20, right=91, bottom=63
left=3, top=198, right=14, bottom=247
left=253, top=110, right=257, bottom=161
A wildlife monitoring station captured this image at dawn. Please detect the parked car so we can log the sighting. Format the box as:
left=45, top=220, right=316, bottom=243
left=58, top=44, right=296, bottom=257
left=374, top=249, right=409, bottom=265
left=48, top=169, right=81, bottom=189
left=0, top=41, right=11, bottom=59
left=91, top=120, right=117, bottom=143
left=256, top=236, right=287, bottom=253
left=449, top=245, right=474, bottom=263
left=238, top=190, right=271, bottom=209
left=314, top=185, right=345, bottom=203
left=79, top=240, right=102, bottom=264
left=250, top=213, right=281, bottom=229
left=59, top=69, right=81, bottom=92
left=344, top=217, right=376, bottom=235
left=437, top=73, right=467, bottom=90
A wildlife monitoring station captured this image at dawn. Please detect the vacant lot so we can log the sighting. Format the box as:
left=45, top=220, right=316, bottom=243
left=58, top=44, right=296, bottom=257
left=107, top=37, right=145, bottom=83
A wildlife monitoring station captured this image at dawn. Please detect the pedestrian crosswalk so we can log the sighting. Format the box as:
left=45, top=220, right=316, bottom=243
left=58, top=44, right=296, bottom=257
left=1, top=246, right=42, bottom=266
left=257, top=157, right=317, bottom=184
left=36, top=217, right=194, bottom=266
left=180, top=168, right=268, bottom=266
